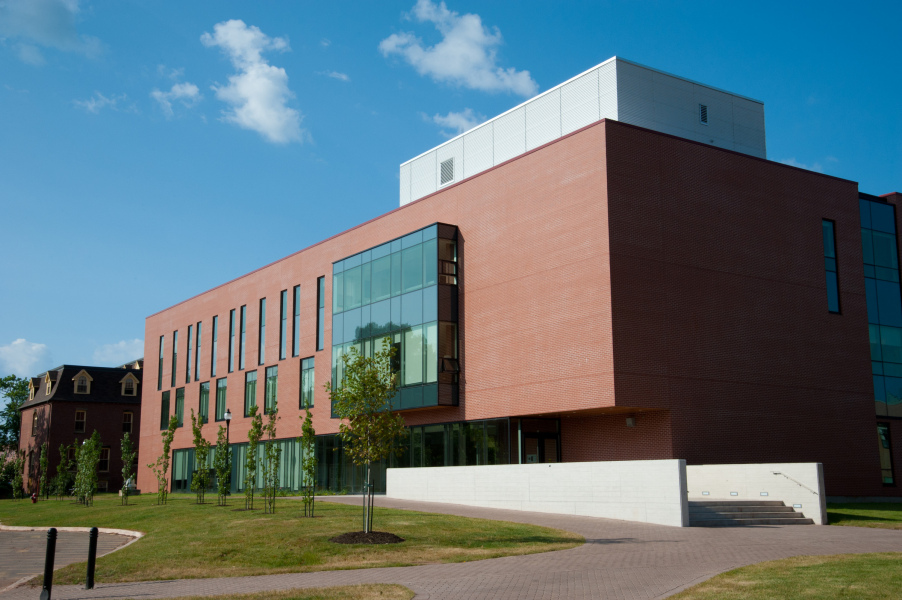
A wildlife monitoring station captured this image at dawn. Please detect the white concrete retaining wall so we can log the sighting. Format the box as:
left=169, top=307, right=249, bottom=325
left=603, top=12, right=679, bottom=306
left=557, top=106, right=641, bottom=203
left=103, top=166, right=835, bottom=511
left=686, top=463, right=827, bottom=524
left=386, top=459, right=689, bottom=527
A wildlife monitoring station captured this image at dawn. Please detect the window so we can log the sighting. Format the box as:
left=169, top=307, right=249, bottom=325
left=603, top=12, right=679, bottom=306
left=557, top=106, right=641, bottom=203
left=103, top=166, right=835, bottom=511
left=878, top=423, right=895, bottom=485
left=215, top=377, right=227, bottom=421
left=98, top=447, right=110, bottom=472
left=699, top=103, right=708, bottom=124
left=75, top=409, right=86, bottom=433
left=175, top=388, right=185, bottom=427
left=171, top=330, right=179, bottom=387
left=158, top=335, right=164, bottom=390
left=239, top=305, right=247, bottom=370
left=245, top=371, right=257, bottom=417
left=300, top=357, right=314, bottom=408
left=280, top=290, right=288, bottom=360
left=316, top=277, right=325, bottom=351
left=121, top=374, right=138, bottom=396
left=195, top=321, right=202, bottom=381
left=31, top=411, right=38, bottom=436
left=186, top=324, right=193, bottom=384
left=211, top=316, right=219, bottom=377
left=76, top=376, right=88, bottom=394
left=228, top=309, right=236, bottom=373
left=199, top=381, right=210, bottom=424
left=292, top=285, right=301, bottom=357
left=123, top=411, right=133, bottom=434
left=45, top=373, right=53, bottom=395
left=823, top=220, right=840, bottom=313
left=258, top=298, right=266, bottom=366
left=160, top=392, right=170, bottom=430
left=264, top=366, right=278, bottom=414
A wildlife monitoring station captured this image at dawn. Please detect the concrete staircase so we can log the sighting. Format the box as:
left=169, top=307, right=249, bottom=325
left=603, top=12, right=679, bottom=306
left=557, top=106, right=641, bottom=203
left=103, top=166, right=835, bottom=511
left=688, top=500, right=814, bottom=527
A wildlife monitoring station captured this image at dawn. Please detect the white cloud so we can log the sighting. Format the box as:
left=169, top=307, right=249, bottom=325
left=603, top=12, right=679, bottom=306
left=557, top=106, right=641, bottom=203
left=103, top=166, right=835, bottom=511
left=73, top=91, right=135, bottom=114
left=151, top=82, right=202, bottom=117
left=320, top=38, right=331, bottom=48
left=319, top=70, right=350, bottom=82
left=0, top=339, right=50, bottom=377
left=429, top=108, right=484, bottom=136
left=157, top=64, right=186, bottom=80
left=201, top=19, right=303, bottom=144
left=379, top=0, right=537, bottom=96
left=92, top=339, right=144, bottom=366
left=0, top=0, right=102, bottom=64
left=780, top=158, right=825, bottom=173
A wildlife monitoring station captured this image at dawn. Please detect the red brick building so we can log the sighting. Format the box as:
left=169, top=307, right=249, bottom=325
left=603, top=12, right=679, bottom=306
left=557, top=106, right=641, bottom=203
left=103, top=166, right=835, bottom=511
left=138, top=59, right=899, bottom=498
left=19, top=362, right=142, bottom=494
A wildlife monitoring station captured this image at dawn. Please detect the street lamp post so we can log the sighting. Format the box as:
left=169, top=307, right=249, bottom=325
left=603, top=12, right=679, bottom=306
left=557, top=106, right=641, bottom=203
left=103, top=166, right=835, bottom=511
left=224, top=409, right=231, bottom=444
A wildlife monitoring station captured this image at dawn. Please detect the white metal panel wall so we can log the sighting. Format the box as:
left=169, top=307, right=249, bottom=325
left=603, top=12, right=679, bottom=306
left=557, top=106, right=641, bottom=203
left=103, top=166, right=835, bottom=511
left=435, top=137, right=464, bottom=189
left=561, top=67, right=600, bottom=135
left=399, top=162, right=411, bottom=206
left=598, top=60, right=618, bottom=121
left=615, top=60, right=657, bottom=131
left=493, top=106, right=526, bottom=165
left=409, top=153, right=437, bottom=202
left=463, top=122, right=494, bottom=179
left=526, top=88, right=561, bottom=151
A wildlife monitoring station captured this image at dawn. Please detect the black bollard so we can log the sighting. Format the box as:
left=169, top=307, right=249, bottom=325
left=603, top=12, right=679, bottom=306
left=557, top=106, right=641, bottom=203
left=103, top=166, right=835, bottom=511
left=40, top=528, right=56, bottom=600
left=85, top=527, right=98, bottom=589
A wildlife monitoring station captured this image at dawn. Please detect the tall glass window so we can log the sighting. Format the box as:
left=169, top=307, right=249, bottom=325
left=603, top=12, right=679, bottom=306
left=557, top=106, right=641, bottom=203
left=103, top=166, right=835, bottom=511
left=861, top=199, right=902, bottom=418
left=160, top=391, right=170, bottom=430
left=199, top=381, right=210, bottom=423
left=279, top=290, right=288, bottom=360
left=822, top=220, right=840, bottom=313
left=244, top=371, right=257, bottom=417
left=171, top=330, right=178, bottom=388
left=239, top=305, right=247, bottom=370
left=264, top=366, right=278, bottom=414
left=195, top=322, right=202, bottom=381
left=211, top=316, right=219, bottom=377
left=158, top=335, right=164, bottom=390
left=258, top=298, right=266, bottom=366
left=878, top=423, right=895, bottom=485
left=175, top=387, right=185, bottom=427
left=301, top=357, right=314, bottom=408
left=228, top=309, right=236, bottom=373
left=316, top=277, right=325, bottom=351
left=292, top=285, right=301, bottom=357
left=215, top=378, right=227, bottom=421
left=186, top=324, right=193, bottom=384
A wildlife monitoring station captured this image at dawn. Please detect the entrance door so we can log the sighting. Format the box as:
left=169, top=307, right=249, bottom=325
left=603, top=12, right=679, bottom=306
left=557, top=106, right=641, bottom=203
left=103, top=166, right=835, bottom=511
left=523, top=434, right=559, bottom=463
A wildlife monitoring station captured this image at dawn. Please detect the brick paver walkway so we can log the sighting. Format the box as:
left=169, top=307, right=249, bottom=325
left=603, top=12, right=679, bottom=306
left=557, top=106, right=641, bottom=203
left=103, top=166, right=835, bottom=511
left=1, top=496, right=900, bottom=599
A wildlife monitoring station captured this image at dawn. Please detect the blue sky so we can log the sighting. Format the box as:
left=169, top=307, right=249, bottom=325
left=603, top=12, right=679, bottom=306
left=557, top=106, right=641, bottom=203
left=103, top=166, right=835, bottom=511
left=1, top=0, right=900, bottom=388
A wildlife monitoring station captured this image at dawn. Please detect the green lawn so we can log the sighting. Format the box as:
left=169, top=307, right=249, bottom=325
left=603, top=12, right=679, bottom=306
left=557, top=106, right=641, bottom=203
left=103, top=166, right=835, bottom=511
left=828, top=503, right=902, bottom=530
left=0, top=493, right=582, bottom=585
left=671, top=553, right=902, bottom=599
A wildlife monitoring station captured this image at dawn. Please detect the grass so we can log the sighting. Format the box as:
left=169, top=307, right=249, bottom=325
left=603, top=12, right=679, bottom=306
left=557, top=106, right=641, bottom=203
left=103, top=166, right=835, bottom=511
left=155, top=584, right=414, bottom=600
left=671, top=553, right=902, bottom=599
left=828, top=503, right=902, bottom=530
left=0, top=493, right=582, bottom=585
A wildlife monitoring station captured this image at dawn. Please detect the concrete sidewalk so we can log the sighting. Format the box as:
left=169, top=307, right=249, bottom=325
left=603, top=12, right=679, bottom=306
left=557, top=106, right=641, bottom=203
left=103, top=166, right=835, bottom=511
left=1, top=496, right=900, bottom=599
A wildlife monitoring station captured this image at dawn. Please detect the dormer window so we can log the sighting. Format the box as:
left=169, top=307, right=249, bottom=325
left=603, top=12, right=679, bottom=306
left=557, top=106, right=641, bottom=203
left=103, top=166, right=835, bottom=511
left=45, top=374, right=52, bottom=395
left=72, top=370, right=93, bottom=394
left=29, top=381, right=35, bottom=400
left=120, top=373, right=139, bottom=396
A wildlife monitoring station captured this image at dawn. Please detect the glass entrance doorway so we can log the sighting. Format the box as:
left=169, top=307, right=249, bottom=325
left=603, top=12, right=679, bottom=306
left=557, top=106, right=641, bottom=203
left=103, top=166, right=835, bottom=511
left=515, top=418, right=561, bottom=464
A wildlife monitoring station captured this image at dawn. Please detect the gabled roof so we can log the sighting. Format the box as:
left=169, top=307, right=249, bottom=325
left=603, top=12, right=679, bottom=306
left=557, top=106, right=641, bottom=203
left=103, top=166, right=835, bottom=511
left=19, top=364, right=143, bottom=411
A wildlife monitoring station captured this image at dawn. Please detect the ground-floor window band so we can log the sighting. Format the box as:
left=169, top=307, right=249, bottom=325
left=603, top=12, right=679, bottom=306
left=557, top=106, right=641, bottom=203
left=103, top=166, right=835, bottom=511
left=170, top=417, right=559, bottom=494
left=878, top=423, right=895, bottom=485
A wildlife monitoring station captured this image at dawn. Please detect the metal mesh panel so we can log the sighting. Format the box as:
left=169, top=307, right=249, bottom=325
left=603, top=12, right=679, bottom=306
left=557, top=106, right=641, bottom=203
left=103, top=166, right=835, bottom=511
left=410, top=153, right=437, bottom=201
left=493, top=107, right=525, bottom=165
left=399, top=163, right=411, bottom=205
left=561, top=68, right=600, bottom=135
left=526, top=88, right=561, bottom=150
left=463, top=124, right=493, bottom=178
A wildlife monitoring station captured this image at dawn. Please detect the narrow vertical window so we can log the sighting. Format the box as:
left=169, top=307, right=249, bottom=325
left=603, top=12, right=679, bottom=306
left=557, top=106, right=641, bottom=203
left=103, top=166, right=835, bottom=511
left=264, top=366, right=278, bottom=414
left=158, top=335, right=164, bottom=391
left=258, top=298, right=266, bottom=366
left=195, top=322, right=202, bottom=381
left=292, top=285, right=301, bottom=357
left=228, top=309, right=236, bottom=373
left=175, top=387, right=185, bottom=427
left=98, top=448, right=110, bottom=472
left=279, top=290, right=288, bottom=360
left=878, top=423, right=895, bottom=485
left=123, top=411, right=133, bottom=433
left=199, top=381, right=210, bottom=424
left=31, top=411, right=38, bottom=436
left=300, top=357, right=314, bottom=408
left=160, top=392, right=170, bottom=430
left=823, top=219, right=841, bottom=313
left=186, top=324, right=193, bottom=384
left=171, top=330, right=179, bottom=387
left=244, top=371, right=257, bottom=417
left=316, top=276, right=325, bottom=351
left=211, top=316, right=219, bottom=378
left=239, top=305, right=247, bottom=370
left=215, top=378, right=227, bottom=421
left=75, top=410, right=86, bottom=433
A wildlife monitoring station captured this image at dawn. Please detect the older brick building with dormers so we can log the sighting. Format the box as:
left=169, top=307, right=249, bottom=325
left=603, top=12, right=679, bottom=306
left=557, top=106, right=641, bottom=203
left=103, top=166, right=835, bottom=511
left=19, top=361, right=143, bottom=494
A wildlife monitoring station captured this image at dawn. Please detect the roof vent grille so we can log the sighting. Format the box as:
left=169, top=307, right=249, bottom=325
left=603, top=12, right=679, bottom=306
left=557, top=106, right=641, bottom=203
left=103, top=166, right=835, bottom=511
left=440, top=158, right=454, bottom=185
left=699, top=104, right=708, bottom=125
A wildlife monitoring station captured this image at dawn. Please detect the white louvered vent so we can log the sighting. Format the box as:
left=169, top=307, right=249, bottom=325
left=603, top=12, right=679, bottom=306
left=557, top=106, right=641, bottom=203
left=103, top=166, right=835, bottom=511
left=699, top=103, right=708, bottom=125
left=440, top=158, right=454, bottom=185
